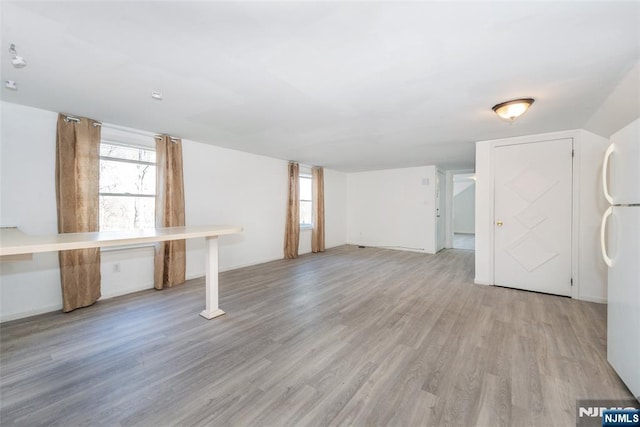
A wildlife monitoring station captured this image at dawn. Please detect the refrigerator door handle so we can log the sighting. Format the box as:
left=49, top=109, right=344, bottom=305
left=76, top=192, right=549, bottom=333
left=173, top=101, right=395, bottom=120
left=602, top=144, right=615, bottom=205
left=600, top=206, right=613, bottom=267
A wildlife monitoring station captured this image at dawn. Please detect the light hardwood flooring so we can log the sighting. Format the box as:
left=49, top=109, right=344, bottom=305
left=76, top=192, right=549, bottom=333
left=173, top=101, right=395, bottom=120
left=0, top=245, right=633, bottom=426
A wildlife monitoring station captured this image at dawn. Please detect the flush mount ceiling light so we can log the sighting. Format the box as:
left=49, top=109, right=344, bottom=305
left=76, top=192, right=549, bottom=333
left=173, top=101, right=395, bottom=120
left=8, top=44, right=27, bottom=69
left=492, top=98, right=535, bottom=121
left=151, top=91, right=163, bottom=100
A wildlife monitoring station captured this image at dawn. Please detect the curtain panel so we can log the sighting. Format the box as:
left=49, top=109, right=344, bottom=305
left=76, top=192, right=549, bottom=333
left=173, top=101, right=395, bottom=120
left=284, top=162, right=300, bottom=259
left=55, top=114, right=102, bottom=312
left=154, top=135, right=186, bottom=289
left=312, top=166, right=325, bottom=253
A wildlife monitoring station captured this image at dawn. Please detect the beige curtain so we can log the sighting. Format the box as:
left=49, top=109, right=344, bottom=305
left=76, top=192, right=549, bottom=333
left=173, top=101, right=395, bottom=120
left=312, top=166, right=325, bottom=253
left=284, top=162, right=300, bottom=259
left=154, top=135, right=186, bottom=289
left=56, top=114, right=101, bottom=312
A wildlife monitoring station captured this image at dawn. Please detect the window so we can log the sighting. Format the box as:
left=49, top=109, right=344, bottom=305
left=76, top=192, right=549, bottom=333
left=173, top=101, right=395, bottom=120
left=299, top=173, right=312, bottom=227
left=99, top=142, right=156, bottom=231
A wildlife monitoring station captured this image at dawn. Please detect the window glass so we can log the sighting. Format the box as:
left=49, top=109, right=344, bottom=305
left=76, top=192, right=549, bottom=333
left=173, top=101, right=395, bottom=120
left=300, top=175, right=312, bottom=226
left=99, top=142, right=156, bottom=231
left=99, top=159, right=155, bottom=195
left=99, top=196, right=155, bottom=231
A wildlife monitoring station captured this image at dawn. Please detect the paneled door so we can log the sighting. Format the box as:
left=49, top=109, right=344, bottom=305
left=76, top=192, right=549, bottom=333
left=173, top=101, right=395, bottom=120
left=493, top=139, right=573, bottom=296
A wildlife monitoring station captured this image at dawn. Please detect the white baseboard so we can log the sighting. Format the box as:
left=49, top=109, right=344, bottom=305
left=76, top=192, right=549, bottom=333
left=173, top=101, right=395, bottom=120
left=100, top=283, right=155, bottom=300
left=0, top=303, right=62, bottom=323
left=345, top=241, right=431, bottom=254
left=576, top=295, right=607, bottom=304
left=474, top=278, right=492, bottom=286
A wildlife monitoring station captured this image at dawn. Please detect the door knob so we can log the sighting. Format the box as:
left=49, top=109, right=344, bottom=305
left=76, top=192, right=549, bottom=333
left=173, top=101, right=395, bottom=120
left=496, top=221, right=503, bottom=227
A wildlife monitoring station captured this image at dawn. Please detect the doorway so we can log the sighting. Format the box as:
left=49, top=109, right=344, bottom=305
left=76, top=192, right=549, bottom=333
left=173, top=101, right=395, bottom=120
left=452, top=173, right=476, bottom=250
left=436, top=170, right=446, bottom=252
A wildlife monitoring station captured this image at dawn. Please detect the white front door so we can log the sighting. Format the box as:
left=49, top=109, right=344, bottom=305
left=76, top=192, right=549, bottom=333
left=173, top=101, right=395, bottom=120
left=436, top=170, right=446, bottom=252
left=493, top=139, right=573, bottom=296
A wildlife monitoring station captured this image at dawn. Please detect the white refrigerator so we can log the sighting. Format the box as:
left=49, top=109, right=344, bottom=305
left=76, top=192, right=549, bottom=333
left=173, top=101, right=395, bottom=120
left=601, top=117, right=640, bottom=400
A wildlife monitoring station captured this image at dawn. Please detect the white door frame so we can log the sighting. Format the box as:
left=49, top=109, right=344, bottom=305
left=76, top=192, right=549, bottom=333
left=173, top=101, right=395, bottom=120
left=436, top=169, right=446, bottom=252
left=481, top=133, right=580, bottom=299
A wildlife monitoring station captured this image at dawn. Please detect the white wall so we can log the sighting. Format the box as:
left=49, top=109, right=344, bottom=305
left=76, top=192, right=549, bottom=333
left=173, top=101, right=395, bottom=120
left=474, top=129, right=609, bottom=302
left=453, top=183, right=475, bottom=234
left=585, top=61, right=640, bottom=138
left=323, top=169, right=348, bottom=250
left=181, top=139, right=288, bottom=276
left=0, top=102, right=62, bottom=317
left=346, top=165, right=437, bottom=253
left=0, top=101, right=347, bottom=321
left=474, top=143, right=493, bottom=286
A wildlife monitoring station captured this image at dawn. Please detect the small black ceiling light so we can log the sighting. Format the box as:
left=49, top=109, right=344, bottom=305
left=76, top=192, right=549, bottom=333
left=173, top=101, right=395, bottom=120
left=9, top=44, right=27, bottom=69
left=492, top=98, right=535, bottom=121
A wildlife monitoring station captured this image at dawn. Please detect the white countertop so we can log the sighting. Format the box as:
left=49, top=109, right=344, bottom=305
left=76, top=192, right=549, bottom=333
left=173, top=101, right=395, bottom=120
left=0, top=225, right=243, bottom=256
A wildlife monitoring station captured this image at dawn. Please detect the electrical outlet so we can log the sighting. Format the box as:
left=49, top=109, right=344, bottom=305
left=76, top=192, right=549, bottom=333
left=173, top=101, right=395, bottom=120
left=113, top=263, right=120, bottom=273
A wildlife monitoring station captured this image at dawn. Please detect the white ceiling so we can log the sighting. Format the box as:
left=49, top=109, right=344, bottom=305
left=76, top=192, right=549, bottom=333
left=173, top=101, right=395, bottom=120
left=1, top=1, right=639, bottom=172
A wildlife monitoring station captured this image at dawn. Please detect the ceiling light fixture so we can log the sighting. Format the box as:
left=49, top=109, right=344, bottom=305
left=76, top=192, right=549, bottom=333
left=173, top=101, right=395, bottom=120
left=9, top=44, right=27, bottom=69
left=5, top=80, right=18, bottom=90
left=492, top=98, right=534, bottom=121
left=151, top=91, right=163, bottom=100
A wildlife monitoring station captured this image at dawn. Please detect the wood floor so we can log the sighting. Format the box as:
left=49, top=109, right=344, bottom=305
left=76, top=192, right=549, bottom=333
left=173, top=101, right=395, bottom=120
left=0, top=245, right=633, bottom=426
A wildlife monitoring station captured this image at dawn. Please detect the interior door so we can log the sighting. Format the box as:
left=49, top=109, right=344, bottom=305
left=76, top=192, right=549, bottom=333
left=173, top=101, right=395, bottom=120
left=436, top=170, right=446, bottom=252
left=494, top=139, right=573, bottom=296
